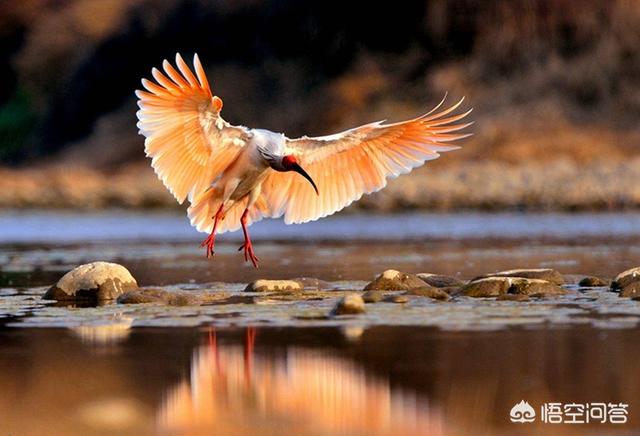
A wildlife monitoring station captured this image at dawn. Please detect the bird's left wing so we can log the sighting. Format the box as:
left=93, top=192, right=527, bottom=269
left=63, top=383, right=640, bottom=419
left=260, top=97, right=472, bottom=224
left=136, top=53, right=251, bottom=204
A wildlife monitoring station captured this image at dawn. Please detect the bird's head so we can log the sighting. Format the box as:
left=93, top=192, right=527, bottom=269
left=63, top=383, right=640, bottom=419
left=279, top=155, right=319, bottom=195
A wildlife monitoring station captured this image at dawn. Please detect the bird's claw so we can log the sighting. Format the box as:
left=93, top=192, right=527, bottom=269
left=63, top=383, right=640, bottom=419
left=200, top=234, right=216, bottom=258
left=238, top=242, right=260, bottom=268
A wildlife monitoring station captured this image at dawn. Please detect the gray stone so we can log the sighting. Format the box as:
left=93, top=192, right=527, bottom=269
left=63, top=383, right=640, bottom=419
left=244, top=279, right=303, bottom=293
left=612, top=267, right=640, bottom=290
left=44, top=262, right=137, bottom=301
left=405, top=287, right=450, bottom=300
left=578, top=276, right=609, bottom=287
left=362, top=290, right=384, bottom=303
left=363, top=269, right=427, bottom=291
left=332, top=293, right=365, bottom=315
left=620, top=282, right=640, bottom=298
left=509, top=278, right=566, bottom=296
left=475, top=268, right=565, bottom=285
left=416, top=273, right=464, bottom=288
left=461, top=277, right=511, bottom=297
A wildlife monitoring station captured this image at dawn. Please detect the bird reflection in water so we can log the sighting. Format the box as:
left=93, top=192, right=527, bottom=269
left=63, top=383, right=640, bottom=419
left=157, top=327, right=445, bottom=435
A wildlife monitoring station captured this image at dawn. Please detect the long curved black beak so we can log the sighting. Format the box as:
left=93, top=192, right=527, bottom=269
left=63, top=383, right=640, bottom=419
left=292, top=163, right=319, bottom=195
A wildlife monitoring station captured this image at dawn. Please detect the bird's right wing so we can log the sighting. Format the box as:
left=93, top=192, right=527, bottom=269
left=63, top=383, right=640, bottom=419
left=260, top=97, right=472, bottom=224
left=136, top=53, right=251, bottom=204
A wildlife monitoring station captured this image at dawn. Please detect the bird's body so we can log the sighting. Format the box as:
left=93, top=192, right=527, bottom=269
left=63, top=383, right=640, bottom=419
left=136, top=54, right=472, bottom=267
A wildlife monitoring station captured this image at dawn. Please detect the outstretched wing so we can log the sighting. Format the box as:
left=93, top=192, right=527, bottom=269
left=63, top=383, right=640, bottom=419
left=136, top=53, right=251, bottom=204
left=260, top=97, right=472, bottom=224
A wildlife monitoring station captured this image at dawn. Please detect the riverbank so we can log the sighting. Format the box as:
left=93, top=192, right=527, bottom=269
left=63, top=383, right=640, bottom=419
left=2, top=158, right=640, bottom=211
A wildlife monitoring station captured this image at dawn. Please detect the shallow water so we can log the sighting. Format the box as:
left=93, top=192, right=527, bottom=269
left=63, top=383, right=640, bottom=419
left=1, top=211, right=640, bottom=434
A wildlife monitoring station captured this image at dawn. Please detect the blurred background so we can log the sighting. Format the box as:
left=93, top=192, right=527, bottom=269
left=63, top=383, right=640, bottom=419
left=1, top=0, right=639, bottom=211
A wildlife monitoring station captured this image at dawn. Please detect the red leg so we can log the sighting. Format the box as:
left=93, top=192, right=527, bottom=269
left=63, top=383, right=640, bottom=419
left=200, top=204, right=224, bottom=258
left=239, top=208, right=260, bottom=268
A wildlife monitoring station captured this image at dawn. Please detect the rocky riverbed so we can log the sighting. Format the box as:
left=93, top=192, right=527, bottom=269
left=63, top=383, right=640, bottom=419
left=4, top=261, right=640, bottom=332
left=3, top=213, right=640, bottom=434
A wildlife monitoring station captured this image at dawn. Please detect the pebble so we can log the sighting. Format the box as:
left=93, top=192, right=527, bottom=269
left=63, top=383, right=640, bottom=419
left=363, top=269, right=427, bottom=291
left=416, top=273, right=464, bottom=288
left=475, top=268, right=565, bottom=285
left=405, top=287, right=450, bottom=300
left=332, top=293, right=365, bottom=315
left=578, top=276, right=609, bottom=287
left=244, top=279, right=303, bottom=293
left=612, top=267, right=640, bottom=290
left=43, top=262, right=137, bottom=302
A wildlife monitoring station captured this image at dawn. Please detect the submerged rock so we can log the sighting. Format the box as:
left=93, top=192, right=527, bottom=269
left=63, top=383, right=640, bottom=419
left=461, top=277, right=511, bottom=297
left=497, top=294, right=530, bottom=302
left=619, top=282, right=640, bottom=298
left=244, top=280, right=303, bottom=293
left=290, top=277, right=332, bottom=290
left=578, top=276, right=609, bottom=287
left=332, top=293, right=365, bottom=315
left=117, top=287, right=202, bottom=306
left=509, top=278, right=566, bottom=296
left=463, top=276, right=565, bottom=298
left=363, top=269, right=427, bottom=291
left=612, top=267, right=640, bottom=290
left=416, top=273, right=464, bottom=288
left=362, top=290, right=385, bottom=303
left=384, top=294, right=409, bottom=304
left=475, top=268, right=565, bottom=285
left=405, top=287, right=450, bottom=300
left=44, top=262, right=137, bottom=301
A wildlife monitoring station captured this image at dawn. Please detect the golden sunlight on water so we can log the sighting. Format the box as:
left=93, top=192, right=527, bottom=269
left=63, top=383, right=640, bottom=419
left=158, top=329, right=445, bottom=435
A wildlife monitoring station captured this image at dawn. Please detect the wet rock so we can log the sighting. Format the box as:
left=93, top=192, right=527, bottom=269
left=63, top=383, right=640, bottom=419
left=117, top=288, right=201, bottom=306
left=509, top=278, right=566, bottom=296
left=440, top=286, right=464, bottom=296
left=416, top=273, right=464, bottom=288
left=384, top=294, right=409, bottom=304
left=332, top=293, right=365, bottom=315
left=619, top=282, right=640, bottom=298
left=578, top=276, right=609, bottom=287
left=497, top=294, right=530, bottom=302
left=405, top=287, right=450, bottom=300
left=362, top=290, right=384, bottom=303
left=44, top=262, right=137, bottom=301
left=290, top=277, right=332, bottom=290
left=612, top=267, right=640, bottom=290
left=363, top=269, right=427, bottom=291
left=461, top=277, right=511, bottom=297
left=476, top=268, right=565, bottom=285
left=244, top=279, right=303, bottom=293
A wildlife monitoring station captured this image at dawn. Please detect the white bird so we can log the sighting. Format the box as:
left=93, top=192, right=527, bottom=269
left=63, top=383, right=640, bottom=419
left=136, top=53, right=472, bottom=267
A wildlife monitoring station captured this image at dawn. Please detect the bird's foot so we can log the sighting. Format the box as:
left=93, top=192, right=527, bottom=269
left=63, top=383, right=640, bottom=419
left=238, top=241, right=260, bottom=268
left=200, top=234, right=216, bottom=258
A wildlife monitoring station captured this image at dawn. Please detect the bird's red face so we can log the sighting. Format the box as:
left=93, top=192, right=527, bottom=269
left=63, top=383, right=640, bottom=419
left=281, top=155, right=319, bottom=195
